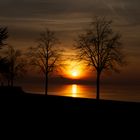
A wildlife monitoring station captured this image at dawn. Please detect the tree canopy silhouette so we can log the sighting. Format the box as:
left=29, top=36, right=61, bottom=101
left=74, top=17, right=125, bottom=100
left=0, top=27, right=8, bottom=48
left=0, top=27, right=8, bottom=84
left=0, top=58, right=9, bottom=84
left=1, top=45, right=26, bottom=87
left=29, top=28, right=62, bottom=95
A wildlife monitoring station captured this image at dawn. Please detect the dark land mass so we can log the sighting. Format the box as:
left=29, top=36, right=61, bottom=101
left=0, top=87, right=139, bottom=138
left=1, top=86, right=140, bottom=130
left=0, top=86, right=140, bottom=114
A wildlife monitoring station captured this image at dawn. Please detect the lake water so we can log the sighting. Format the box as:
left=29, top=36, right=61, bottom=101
left=23, top=84, right=140, bottom=102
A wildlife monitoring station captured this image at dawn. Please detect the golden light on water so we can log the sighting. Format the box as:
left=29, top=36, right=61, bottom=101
left=72, top=84, right=77, bottom=97
left=25, top=84, right=96, bottom=98
left=61, top=84, right=95, bottom=98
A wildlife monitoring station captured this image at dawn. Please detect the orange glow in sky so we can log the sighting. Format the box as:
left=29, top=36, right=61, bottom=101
left=64, top=60, right=85, bottom=79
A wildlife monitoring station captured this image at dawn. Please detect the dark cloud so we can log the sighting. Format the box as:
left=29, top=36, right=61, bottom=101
left=0, top=0, right=140, bottom=26
left=0, top=0, right=139, bottom=19
left=0, top=0, right=139, bottom=45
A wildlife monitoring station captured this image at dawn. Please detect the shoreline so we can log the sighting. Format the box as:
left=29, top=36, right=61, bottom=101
left=0, top=86, right=140, bottom=104
left=0, top=86, right=140, bottom=108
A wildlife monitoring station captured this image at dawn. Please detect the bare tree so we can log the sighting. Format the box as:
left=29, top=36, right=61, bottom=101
left=0, top=58, right=9, bottom=85
left=29, top=29, right=62, bottom=95
left=74, top=17, right=125, bottom=100
left=0, top=27, right=8, bottom=48
left=1, top=45, right=26, bottom=87
left=0, top=27, right=8, bottom=84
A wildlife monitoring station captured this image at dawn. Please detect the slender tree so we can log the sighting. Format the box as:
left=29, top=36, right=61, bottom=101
left=0, top=58, right=9, bottom=85
left=0, top=27, right=8, bottom=48
left=0, top=27, right=8, bottom=84
left=29, top=29, right=62, bottom=95
left=74, top=17, right=125, bottom=100
left=1, top=45, right=26, bottom=87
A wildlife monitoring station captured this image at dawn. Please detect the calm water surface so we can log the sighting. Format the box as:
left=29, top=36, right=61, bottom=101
left=23, top=84, right=140, bottom=102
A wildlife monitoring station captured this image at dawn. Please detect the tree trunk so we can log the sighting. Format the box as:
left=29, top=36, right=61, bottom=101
left=96, top=71, right=100, bottom=100
left=45, top=73, right=48, bottom=95
left=8, top=79, right=10, bottom=87
left=10, top=72, right=14, bottom=87
left=11, top=77, right=14, bottom=87
left=10, top=64, right=14, bottom=87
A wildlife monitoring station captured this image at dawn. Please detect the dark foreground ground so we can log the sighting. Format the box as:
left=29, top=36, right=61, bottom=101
left=1, top=86, right=140, bottom=133
left=0, top=87, right=139, bottom=138
left=0, top=86, right=140, bottom=114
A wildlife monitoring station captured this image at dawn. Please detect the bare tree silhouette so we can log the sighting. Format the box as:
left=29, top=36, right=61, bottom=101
left=0, top=27, right=8, bottom=84
left=0, top=58, right=9, bottom=85
left=28, top=29, right=62, bottom=95
left=0, top=27, right=8, bottom=48
left=1, top=45, right=26, bottom=87
left=74, top=17, right=125, bottom=100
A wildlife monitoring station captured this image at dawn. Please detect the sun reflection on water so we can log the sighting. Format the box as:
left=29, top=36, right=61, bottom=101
left=24, top=83, right=96, bottom=98
left=72, top=84, right=77, bottom=97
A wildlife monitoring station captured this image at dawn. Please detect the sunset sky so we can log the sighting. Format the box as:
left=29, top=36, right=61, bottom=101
left=0, top=0, right=140, bottom=85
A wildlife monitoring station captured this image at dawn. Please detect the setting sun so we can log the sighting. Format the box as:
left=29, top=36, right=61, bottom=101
left=62, top=59, right=87, bottom=79
left=72, top=71, right=78, bottom=77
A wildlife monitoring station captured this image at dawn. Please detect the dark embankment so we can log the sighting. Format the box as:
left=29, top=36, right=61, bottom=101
left=0, top=86, right=25, bottom=96
left=0, top=86, right=140, bottom=115
left=0, top=87, right=139, bottom=136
